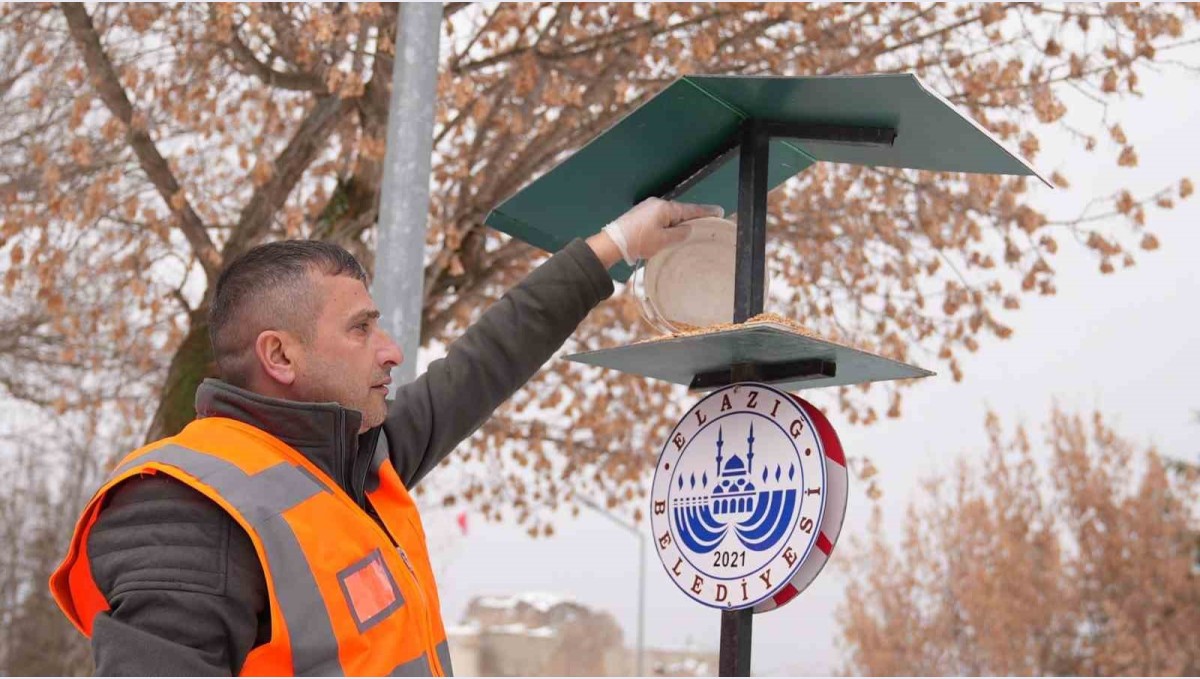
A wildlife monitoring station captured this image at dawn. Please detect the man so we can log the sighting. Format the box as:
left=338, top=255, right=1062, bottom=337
left=50, top=198, right=721, bottom=676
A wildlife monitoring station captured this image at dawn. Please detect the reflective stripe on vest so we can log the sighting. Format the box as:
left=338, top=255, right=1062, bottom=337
left=384, top=643, right=451, bottom=677
left=113, top=444, right=346, bottom=676
left=390, top=653, right=430, bottom=677
left=52, top=417, right=453, bottom=677
left=436, top=640, right=454, bottom=676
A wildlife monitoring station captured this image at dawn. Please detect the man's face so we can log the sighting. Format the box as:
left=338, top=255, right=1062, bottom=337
left=291, top=273, right=402, bottom=432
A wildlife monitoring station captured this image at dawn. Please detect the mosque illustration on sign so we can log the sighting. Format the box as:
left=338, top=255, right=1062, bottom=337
left=672, top=423, right=799, bottom=554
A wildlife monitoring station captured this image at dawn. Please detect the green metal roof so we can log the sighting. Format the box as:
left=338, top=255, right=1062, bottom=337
left=485, top=73, right=1045, bottom=281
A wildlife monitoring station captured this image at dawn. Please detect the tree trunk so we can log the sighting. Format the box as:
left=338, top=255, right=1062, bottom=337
left=144, top=309, right=216, bottom=443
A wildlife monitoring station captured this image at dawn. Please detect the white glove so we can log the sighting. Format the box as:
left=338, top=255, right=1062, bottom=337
left=602, top=198, right=725, bottom=266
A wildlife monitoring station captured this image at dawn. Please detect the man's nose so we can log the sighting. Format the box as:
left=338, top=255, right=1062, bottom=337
left=378, top=331, right=404, bottom=368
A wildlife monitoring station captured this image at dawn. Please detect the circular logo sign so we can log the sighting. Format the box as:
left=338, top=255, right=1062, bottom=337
left=650, top=382, right=826, bottom=610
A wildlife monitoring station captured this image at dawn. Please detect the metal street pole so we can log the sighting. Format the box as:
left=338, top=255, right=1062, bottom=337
left=577, top=496, right=646, bottom=676
left=374, top=2, right=442, bottom=386
left=637, top=533, right=646, bottom=676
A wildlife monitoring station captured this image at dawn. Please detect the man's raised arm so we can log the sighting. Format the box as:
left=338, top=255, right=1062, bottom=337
left=382, top=199, right=722, bottom=487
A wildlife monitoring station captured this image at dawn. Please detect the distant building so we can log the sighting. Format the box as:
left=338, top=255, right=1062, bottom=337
left=446, top=592, right=716, bottom=676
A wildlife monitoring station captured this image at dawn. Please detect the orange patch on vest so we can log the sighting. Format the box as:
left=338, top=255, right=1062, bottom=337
left=344, top=556, right=397, bottom=623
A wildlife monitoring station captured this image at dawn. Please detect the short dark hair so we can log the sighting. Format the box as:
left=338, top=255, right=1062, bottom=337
left=208, top=240, right=368, bottom=387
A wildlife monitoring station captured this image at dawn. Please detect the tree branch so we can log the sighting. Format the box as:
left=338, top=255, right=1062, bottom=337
left=223, top=23, right=326, bottom=92
left=448, top=3, right=503, bottom=73
left=360, top=3, right=398, bottom=125
left=443, top=3, right=470, bottom=19
left=259, top=4, right=333, bottom=87
left=60, top=2, right=222, bottom=282
left=451, top=7, right=737, bottom=74
left=222, top=94, right=349, bottom=261
left=823, top=5, right=1007, bottom=76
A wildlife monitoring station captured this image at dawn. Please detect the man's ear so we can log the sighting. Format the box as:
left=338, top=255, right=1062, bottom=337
left=254, top=330, right=298, bottom=386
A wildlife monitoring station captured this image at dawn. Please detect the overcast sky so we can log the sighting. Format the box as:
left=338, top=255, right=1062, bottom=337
left=415, top=51, right=1200, bottom=676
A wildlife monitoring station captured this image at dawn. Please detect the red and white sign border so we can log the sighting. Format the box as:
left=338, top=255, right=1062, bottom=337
left=752, top=393, right=848, bottom=613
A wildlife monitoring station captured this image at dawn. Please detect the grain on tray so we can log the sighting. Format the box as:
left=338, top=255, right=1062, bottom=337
left=634, top=312, right=825, bottom=344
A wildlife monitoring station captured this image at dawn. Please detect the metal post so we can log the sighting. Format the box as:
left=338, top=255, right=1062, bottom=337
left=733, top=119, right=770, bottom=324
left=719, top=119, right=771, bottom=678
left=720, top=366, right=758, bottom=676
left=577, top=496, right=646, bottom=675
left=374, top=2, right=442, bottom=386
left=719, top=609, right=754, bottom=677
left=637, top=535, right=646, bottom=676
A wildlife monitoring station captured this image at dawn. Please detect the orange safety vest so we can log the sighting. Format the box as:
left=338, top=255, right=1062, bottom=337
left=51, top=416, right=453, bottom=677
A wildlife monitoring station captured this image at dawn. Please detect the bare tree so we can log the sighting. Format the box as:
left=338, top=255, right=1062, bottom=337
left=0, top=404, right=116, bottom=675
left=838, top=406, right=1200, bottom=676
left=0, top=1, right=1195, bottom=537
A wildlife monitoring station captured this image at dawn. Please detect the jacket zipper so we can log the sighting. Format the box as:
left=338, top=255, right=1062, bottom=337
left=333, top=412, right=443, bottom=676
left=367, top=498, right=443, bottom=675
left=370, top=506, right=443, bottom=675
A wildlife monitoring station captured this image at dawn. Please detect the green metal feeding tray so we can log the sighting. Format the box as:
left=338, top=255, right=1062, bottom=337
left=567, top=319, right=934, bottom=393
left=483, top=73, right=1042, bottom=676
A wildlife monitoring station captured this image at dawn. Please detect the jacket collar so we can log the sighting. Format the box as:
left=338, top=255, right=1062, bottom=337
left=194, top=378, right=365, bottom=492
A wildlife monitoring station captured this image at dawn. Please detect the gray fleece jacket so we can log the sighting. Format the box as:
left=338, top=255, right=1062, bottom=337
left=84, top=239, right=614, bottom=675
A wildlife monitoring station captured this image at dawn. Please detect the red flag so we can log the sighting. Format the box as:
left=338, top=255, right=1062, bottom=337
left=456, top=511, right=468, bottom=536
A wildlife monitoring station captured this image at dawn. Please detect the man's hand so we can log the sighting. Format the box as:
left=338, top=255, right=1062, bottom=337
left=586, top=198, right=725, bottom=269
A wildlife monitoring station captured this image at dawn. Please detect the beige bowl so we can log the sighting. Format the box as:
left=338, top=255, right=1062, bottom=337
left=634, top=216, right=751, bottom=334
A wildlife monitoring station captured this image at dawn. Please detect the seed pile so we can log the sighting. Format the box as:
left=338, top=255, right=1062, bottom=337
left=635, top=311, right=826, bottom=345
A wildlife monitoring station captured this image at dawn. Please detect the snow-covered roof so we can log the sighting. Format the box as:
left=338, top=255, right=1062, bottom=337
left=474, top=591, right=578, bottom=612
left=655, top=657, right=712, bottom=675
left=488, top=623, right=558, bottom=638
left=444, top=622, right=481, bottom=637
